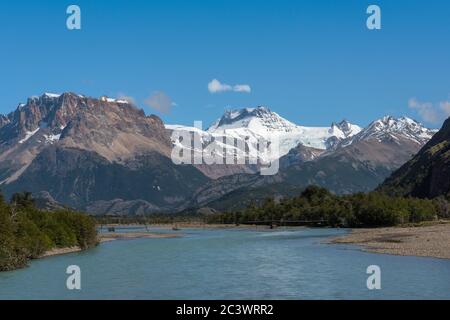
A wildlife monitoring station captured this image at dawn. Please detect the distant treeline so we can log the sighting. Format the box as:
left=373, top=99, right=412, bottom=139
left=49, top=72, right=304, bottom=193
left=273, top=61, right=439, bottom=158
left=95, top=214, right=205, bottom=226
left=0, top=192, right=97, bottom=272
left=207, top=186, right=450, bottom=228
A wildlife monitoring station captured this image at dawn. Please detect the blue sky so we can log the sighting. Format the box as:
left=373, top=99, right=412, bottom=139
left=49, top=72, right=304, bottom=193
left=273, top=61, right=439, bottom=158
left=0, top=0, right=449, bottom=128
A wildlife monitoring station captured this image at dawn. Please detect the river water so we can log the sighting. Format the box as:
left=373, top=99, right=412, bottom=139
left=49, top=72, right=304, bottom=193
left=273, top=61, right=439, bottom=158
left=0, top=227, right=449, bottom=299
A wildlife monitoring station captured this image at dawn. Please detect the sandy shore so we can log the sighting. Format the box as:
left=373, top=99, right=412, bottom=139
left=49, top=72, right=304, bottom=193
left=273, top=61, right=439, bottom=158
left=98, top=223, right=245, bottom=229
left=40, top=232, right=181, bottom=258
left=330, top=222, right=450, bottom=259
left=40, top=246, right=82, bottom=258
left=99, top=232, right=183, bottom=243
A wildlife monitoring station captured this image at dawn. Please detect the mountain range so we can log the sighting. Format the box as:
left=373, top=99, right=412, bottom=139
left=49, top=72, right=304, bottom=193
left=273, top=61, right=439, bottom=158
left=0, top=92, right=437, bottom=215
left=185, top=115, right=437, bottom=211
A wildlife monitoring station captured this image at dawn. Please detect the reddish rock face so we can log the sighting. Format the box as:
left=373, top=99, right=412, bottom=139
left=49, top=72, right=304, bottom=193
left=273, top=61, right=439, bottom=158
left=1, top=93, right=172, bottom=159
left=0, top=93, right=209, bottom=214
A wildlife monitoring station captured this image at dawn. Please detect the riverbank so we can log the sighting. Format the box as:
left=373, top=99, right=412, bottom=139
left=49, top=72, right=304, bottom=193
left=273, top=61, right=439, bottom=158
left=330, top=221, right=450, bottom=259
left=39, top=246, right=82, bottom=258
left=39, top=232, right=183, bottom=258
left=98, top=223, right=245, bottom=229
left=99, top=232, right=183, bottom=242
left=40, top=222, right=450, bottom=260
left=39, top=224, right=293, bottom=258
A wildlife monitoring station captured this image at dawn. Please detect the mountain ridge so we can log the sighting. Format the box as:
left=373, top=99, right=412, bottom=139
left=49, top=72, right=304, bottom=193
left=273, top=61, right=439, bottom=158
left=0, top=92, right=438, bottom=215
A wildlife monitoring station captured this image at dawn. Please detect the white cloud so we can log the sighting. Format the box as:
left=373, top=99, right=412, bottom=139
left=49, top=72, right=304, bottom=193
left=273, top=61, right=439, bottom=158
left=409, top=98, right=450, bottom=125
left=144, top=91, right=175, bottom=114
left=208, top=79, right=251, bottom=94
left=439, top=101, right=450, bottom=117
left=233, top=84, right=251, bottom=93
left=208, top=79, right=232, bottom=93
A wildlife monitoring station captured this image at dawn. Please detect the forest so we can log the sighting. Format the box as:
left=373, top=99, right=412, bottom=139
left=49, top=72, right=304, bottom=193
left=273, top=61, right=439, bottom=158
left=0, top=192, right=97, bottom=271
left=206, top=186, right=450, bottom=227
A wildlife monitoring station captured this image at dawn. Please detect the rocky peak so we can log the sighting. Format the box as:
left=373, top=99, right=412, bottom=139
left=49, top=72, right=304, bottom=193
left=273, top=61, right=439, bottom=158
left=342, top=116, right=436, bottom=147
left=326, top=120, right=362, bottom=149
left=334, top=120, right=360, bottom=136
left=208, top=106, right=298, bottom=133
left=0, top=92, right=156, bottom=143
left=329, top=119, right=362, bottom=138
left=0, top=92, right=172, bottom=182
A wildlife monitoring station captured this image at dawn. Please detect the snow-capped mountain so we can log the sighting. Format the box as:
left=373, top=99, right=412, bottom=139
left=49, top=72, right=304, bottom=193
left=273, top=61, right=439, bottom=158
left=190, top=115, right=439, bottom=209
left=339, top=116, right=437, bottom=148
left=325, top=120, right=363, bottom=149
left=167, top=106, right=363, bottom=163
left=207, top=107, right=362, bottom=151
left=207, top=107, right=298, bottom=133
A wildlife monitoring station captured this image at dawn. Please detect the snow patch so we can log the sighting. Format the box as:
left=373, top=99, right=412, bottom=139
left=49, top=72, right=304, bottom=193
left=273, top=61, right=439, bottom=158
left=101, top=96, right=130, bottom=104
left=43, top=133, right=61, bottom=143
left=18, top=127, right=40, bottom=144
left=44, top=93, right=61, bottom=98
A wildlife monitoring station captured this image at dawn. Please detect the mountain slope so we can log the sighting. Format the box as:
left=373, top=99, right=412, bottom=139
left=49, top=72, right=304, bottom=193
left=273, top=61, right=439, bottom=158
left=4, top=146, right=208, bottom=212
left=282, top=116, right=435, bottom=190
left=379, top=117, right=450, bottom=198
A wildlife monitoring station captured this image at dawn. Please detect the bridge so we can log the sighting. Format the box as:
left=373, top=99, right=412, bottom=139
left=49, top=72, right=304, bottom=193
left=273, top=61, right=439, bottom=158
left=241, top=219, right=327, bottom=228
